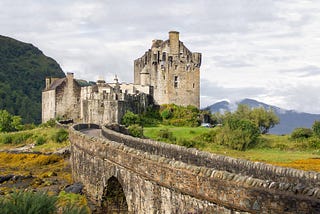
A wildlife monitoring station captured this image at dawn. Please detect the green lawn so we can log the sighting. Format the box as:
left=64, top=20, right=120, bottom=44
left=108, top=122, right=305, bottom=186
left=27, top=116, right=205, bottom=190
left=144, top=125, right=210, bottom=140
left=144, top=126, right=320, bottom=171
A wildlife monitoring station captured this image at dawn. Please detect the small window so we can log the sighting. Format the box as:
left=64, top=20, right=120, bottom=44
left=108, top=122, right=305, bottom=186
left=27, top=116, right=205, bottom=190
left=174, top=76, right=178, bottom=88
left=162, top=52, right=166, bottom=61
left=163, top=75, right=165, bottom=80
left=193, top=83, right=195, bottom=88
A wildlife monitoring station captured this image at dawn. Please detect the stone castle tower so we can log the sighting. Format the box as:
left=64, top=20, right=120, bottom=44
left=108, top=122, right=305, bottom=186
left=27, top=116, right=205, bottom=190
left=134, top=31, right=202, bottom=108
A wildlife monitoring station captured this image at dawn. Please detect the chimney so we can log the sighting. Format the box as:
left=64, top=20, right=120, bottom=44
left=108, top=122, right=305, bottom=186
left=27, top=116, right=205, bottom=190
left=169, top=31, right=179, bottom=55
left=67, top=72, right=74, bottom=79
left=45, top=77, right=51, bottom=90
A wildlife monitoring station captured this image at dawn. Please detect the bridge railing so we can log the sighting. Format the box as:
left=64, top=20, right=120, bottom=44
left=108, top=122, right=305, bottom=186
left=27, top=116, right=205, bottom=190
left=100, top=124, right=320, bottom=187
left=73, top=123, right=101, bottom=131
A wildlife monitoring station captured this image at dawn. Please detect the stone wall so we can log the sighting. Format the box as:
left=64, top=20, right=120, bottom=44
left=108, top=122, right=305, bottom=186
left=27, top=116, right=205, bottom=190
left=42, top=89, right=56, bottom=123
left=70, top=124, right=320, bottom=213
left=55, top=73, right=81, bottom=121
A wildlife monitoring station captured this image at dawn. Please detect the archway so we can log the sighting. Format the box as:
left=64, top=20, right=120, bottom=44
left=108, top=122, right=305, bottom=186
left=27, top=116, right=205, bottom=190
left=101, top=176, right=128, bottom=213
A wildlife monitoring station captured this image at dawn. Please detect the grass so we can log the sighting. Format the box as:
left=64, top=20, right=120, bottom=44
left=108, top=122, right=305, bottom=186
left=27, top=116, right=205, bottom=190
left=144, top=125, right=210, bottom=141
left=0, top=127, right=69, bottom=153
left=144, top=126, right=320, bottom=172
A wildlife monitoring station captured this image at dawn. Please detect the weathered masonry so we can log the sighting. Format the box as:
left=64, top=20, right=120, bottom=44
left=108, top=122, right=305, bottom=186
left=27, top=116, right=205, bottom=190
left=42, top=73, right=152, bottom=125
left=70, top=124, right=320, bottom=213
left=134, top=31, right=201, bottom=108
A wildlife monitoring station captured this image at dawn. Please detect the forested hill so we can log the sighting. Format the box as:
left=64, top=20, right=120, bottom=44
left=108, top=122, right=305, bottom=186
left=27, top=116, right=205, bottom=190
left=0, top=35, right=65, bottom=124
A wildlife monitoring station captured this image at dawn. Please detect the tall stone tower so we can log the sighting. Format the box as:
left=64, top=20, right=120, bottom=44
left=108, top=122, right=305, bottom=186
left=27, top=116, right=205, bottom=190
left=134, top=31, right=202, bottom=108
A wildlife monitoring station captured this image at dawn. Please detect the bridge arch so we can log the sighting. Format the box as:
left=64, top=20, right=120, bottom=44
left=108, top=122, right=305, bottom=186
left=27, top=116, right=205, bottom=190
left=70, top=124, right=320, bottom=213
left=101, top=176, right=128, bottom=213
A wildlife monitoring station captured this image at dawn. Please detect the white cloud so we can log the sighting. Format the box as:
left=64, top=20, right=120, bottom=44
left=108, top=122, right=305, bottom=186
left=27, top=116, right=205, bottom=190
left=1, top=0, right=320, bottom=113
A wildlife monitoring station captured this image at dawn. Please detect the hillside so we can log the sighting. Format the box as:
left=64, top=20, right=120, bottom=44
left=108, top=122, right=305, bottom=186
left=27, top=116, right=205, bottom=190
left=0, top=35, right=65, bottom=124
left=205, top=98, right=320, bottom=134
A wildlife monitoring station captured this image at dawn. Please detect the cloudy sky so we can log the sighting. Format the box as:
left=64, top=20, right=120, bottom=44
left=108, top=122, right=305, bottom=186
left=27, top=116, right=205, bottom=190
left=1, top=0, right=320, bottom=113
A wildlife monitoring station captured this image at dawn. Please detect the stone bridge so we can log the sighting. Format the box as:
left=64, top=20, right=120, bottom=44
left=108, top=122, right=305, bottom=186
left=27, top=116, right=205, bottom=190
left=69, top=124, right=320, bottom=213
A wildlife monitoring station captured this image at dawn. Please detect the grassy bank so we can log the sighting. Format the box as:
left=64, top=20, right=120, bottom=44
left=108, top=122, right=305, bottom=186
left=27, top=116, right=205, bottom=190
left=144, top=126, right=320, bottom=172
left=0, top=127, right=69, bottom=152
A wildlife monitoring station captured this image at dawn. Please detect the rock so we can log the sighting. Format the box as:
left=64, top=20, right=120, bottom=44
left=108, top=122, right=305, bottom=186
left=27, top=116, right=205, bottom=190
left=64, top=182, right=84, bottom=194
left=12, top=175, right=33, bottom=181
left=0, top=174, right=14, bottom=183
left=53, top=146, right=70, bottom=157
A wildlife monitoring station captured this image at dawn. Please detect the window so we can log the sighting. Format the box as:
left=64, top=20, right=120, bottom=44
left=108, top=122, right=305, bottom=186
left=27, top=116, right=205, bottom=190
left=162, top=52, right=166, bottom=61
left=174, top=76, right=178, bottom=88
left=193, top=83, right=195, bottom=88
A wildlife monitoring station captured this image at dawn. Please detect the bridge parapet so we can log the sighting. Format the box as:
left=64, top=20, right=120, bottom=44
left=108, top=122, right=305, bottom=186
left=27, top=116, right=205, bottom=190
left=102, top=125, right=320, bottom=186
left=70, top=124, right=320, bottom=213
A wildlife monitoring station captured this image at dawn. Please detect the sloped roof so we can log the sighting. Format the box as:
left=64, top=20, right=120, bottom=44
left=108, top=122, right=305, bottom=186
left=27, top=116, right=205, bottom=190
left=75, top=79, right=96, bottom=87
left=45, top=78, right=96, bottom=91
left=48, top=78, right=66, bottom=90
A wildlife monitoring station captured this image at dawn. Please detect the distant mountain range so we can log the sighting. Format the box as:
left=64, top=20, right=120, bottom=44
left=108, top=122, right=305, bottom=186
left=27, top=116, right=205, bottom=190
left=204, top=98, right=320, bottom=134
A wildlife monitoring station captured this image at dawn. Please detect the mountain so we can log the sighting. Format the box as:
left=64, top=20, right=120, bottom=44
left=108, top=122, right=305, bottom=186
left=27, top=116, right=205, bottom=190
left=0, top=35, right=65, bottom=124
left=205, top=98, right=320, bottom=135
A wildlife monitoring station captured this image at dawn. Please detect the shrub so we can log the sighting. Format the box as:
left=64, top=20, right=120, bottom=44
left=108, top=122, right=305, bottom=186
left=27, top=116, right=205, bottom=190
left=61, top=204, right=89, bottom=214
left=1, top=134, right=12, bottom=144
left=41, top=119, right=57, bottom=128
left=216, top=118, right=260, bottom=151
left=121, top=111, right=140, bottom=127
left=157, top=128, right=176, bottom=141
left=161, top=109, right=172, bottom=119
left=52, top=128, right=68, bottom=143
left=58, top=191, right=89, bottom=214
left=35, top=136, right=46, bottom=146
left=307, top=137, right=320, bottom=149
left=0, top=190, right=57, bottom=214
left=177, top=138, right=196, bottom=148
left=159, top=104, right=200, bottom=127
left=22, top=123, right=36, bottom=130
left=12, top=132, right=33, bottom=144
left=128, top=124, right=143, bottom=138
left=312, top=121, right=320, bottom=138
left=0, top=190, right=89, bottom=214
left=291, top=128, right=313, bottom=139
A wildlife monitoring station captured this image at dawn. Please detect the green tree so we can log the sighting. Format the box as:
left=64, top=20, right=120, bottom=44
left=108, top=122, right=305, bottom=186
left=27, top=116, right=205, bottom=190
left=0, top=110, right=22, bottom=132
left=0, top=110, right=13, bottom=132
left=225, top=105, right=279, bottom=134
left=312, top=120, right=320, bottom=138
left=249, top=107, right=279, bottom=134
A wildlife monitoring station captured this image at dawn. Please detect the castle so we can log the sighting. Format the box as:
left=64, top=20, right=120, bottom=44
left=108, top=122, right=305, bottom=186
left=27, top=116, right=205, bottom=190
left=42, top=31, right=202, bottom=125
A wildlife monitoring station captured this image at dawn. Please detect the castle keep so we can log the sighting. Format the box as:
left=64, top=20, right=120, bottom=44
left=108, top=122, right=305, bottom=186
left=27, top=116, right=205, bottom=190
left=134, top=31, right=201, bottom=108
left=42, top=31, right=201, bottom=124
